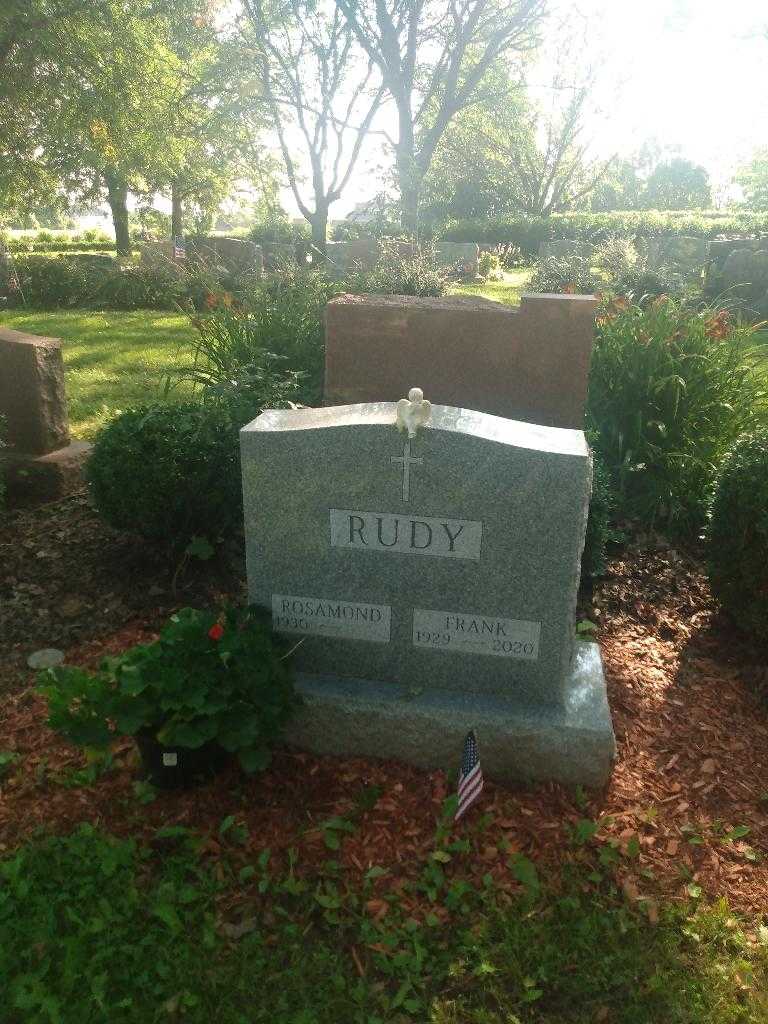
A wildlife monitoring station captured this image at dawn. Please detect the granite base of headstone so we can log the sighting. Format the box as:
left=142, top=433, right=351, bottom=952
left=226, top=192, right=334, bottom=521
left=241, top=397, right=615, bottom=787
left=0, top=327, right=91, bottom=501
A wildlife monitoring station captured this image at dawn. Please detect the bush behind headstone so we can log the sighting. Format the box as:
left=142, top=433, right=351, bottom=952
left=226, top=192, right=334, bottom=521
left=581, top=448, right=618, bottom=583
left=706, top=429, right=768, bottom=642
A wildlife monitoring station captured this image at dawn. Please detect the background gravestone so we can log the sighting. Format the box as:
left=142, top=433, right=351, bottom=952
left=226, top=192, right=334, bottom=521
left=241, top=399, right=615, bottom=786
left=0, top=327, right=91, bottom=501
left=189, top=236, right=263, bottom=275
left=140, top=240, right=179, bottom=266
left=435, top=242, right=479, bottom=278
left=641, top=234, right=708, bottom=280
left=537, top=239, right=593, bottom=262
left=324, top=293, right=598, bottom=430
left=705, top=238, right=768, bottom=317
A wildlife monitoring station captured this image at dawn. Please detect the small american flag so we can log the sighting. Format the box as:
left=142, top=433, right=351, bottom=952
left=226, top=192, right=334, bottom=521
left=455, top=730, right=483, bottom=821
left=173, top=236, right=186, bottom=260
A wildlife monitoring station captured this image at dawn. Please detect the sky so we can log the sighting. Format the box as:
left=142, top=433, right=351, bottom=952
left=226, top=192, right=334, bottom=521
left=573, top=0, right=767, bottom=186
left=133, top=0, right=768, bottom=222
left=326, top=0, right=768, bottom=216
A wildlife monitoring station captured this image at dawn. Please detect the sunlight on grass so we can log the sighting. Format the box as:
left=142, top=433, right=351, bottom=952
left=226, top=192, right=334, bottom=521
left=0, top=309, right=195, bottom=439
left=449, top=268, right=532, bottom=306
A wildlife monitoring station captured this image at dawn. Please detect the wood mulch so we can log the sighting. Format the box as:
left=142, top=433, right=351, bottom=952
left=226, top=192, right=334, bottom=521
left=0, top=491, right=245, bottom=694
left=1, top=495, right=768, bottom=919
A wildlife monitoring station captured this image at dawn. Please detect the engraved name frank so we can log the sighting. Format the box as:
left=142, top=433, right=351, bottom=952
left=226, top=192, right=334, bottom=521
left=329, top=509, right=482, bottom=560
left=413, top=609, right=541, bottom=660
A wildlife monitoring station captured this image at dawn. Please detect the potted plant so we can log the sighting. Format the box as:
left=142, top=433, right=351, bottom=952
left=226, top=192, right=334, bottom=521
left=37, top=606, right=298, bottom=789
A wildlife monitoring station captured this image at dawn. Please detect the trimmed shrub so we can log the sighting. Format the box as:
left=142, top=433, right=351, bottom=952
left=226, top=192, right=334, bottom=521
left=248, top=218, right=311, bottom=246
left=87, top=404, right=242, bottom=550
left=91, top=264, right=189, bottom=309
left=2, top=254, right=247, bottom=311
left=9, top=254, right=97, bottom=306
left=706, top=429, right=768, bottom=642
left=439, top=211, right=768, bottom=258
left=588, top=298, right=768, bottom=536
left=581, top=449, right=618, bottom=583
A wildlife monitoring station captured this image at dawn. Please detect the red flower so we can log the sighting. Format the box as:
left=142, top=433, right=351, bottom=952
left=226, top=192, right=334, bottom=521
left=208, top=623, right=224, bottom=641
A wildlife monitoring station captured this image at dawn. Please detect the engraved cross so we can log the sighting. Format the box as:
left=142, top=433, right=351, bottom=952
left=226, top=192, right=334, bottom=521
left=391, top=438, right=423, bottom=501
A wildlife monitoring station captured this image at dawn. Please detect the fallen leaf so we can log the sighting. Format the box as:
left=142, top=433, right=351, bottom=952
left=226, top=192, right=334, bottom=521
left=622, top=877, right=640, bottom=902
left=217, top=917, right=258, bottom=940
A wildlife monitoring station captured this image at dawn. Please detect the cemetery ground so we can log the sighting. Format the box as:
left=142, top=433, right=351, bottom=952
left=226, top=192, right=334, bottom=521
left=2, top=490, right=768, bottom=1021
left=2, top=284, right=768, bottom=1022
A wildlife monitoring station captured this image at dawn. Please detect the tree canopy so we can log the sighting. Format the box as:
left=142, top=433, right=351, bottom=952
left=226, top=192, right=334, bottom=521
left=736, top=149, right=768, bottom=210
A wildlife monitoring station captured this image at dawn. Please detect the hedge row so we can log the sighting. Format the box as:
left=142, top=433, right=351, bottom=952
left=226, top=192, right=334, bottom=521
left=3, top=239, right=116, bottom=253
left=439, top=211, right=768, bottom=257
left=0, top=255, right=229, bottom=310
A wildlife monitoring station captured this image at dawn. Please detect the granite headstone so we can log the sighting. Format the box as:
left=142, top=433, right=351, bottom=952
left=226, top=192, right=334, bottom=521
left=241, top=393, right=615, bottom=786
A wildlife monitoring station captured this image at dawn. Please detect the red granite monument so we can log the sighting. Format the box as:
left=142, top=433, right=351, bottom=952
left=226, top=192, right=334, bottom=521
left=324, top=292, right=599, bottom=430
left=0, top=327, right=91, bottom=501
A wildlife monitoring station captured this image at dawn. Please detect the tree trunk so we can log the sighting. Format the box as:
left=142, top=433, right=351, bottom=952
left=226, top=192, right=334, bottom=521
left=399, top=184, right=420, bottom=237
left=171, top=180, right=183, bottom=238
left=310, top=208, right=328, bottom=257
left=395, top=133, right=421, bottom=237
left=104, top=168, right=131, bottom=256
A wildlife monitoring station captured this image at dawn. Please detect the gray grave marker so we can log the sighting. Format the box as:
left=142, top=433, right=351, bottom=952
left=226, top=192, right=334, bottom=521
left=241, top=393, right=615, bottom=786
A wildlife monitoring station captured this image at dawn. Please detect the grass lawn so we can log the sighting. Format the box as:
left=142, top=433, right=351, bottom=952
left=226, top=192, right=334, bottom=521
left=3, top=818, right=766, bottom=1024
left=449, top=268, right=531, bottom=306
left=0, top=310, right=194, bottom=439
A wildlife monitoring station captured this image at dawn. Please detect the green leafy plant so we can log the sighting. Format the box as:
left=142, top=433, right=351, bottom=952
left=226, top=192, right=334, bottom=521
left=478, top=249, right=503, bottom=280
left=706, top=428, right=768, bottom=642
left=0, top=750, right=19, bottom=776
left=171, top=302, right=305, bottom=426
left=2, top=822, right=768, bottom=1023
left=8, top=254, right=95, bottom=307
left=344, top=240, right=448, bottom=297
left=588, top=297, right=768, bottom=535
left=38, top=606, right=297, bottom=774
left=528, top=249, right=602, bottom=295
left=528, top=236, right=687, bottom=302
left=87, top=403, right=242, bottom=550
left=177, top=268, right=341, bottom=406
left=1, top=252, right=246, bottom=311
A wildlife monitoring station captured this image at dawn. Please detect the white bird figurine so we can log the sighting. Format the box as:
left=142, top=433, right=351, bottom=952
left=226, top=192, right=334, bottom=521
left=396, top=387, right=432, bottom=438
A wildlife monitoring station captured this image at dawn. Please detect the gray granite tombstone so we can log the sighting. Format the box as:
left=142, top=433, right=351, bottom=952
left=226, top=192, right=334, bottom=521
left=241, top=394, right=615, bottom=786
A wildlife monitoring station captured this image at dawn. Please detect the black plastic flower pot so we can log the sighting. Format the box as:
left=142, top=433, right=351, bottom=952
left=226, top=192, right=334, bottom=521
left=135, top=729, right=231, bottom=790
